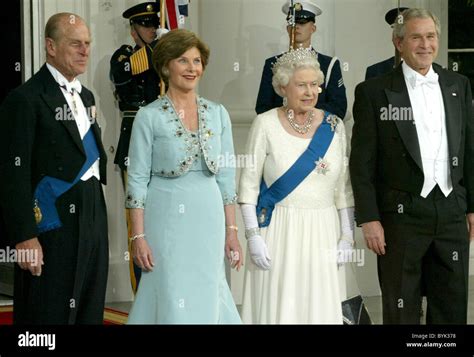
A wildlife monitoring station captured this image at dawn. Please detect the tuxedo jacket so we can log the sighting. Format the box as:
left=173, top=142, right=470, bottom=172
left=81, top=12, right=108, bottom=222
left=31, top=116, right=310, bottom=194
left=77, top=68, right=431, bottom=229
left=0, top=64, right=107, bottom=245
left=350, top=63, right=474, bottom=225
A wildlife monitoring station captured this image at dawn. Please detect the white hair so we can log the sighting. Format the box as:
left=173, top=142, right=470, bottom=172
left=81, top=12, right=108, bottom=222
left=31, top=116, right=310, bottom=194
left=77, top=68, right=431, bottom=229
left=271, top=54, right=324, bottom=97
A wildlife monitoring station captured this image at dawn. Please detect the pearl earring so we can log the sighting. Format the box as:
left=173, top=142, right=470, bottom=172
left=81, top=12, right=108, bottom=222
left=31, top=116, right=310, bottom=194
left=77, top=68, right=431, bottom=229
left=318, top=87, right=322, bottom=93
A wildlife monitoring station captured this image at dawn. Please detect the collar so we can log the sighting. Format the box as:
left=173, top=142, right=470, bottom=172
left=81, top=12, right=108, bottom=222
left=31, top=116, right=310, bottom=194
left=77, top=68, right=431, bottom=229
left=46, top=63, right=82, bottom=93
left=294, top=44, right=313, bottom=50
left=402, top=62, right=439, bottom=89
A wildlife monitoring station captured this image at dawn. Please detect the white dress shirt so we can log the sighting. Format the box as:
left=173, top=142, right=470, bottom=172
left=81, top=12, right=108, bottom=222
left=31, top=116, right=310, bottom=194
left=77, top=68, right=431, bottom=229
left=47, top=63, right=100, bottom=181
left=402, top=62, right=452, bottom=198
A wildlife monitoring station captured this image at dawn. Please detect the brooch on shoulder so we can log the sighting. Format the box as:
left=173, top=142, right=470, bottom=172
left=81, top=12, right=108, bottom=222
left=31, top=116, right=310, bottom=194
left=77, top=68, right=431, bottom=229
left=326, top=115, right=338, bottom=132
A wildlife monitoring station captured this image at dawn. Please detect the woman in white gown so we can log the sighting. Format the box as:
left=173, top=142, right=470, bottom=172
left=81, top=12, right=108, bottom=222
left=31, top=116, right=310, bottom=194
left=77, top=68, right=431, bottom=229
left=239, top=48, right=355, bottom=324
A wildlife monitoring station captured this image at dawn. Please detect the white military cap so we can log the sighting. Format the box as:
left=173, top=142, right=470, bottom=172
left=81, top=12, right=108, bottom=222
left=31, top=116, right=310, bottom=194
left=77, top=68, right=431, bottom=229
left=282, top=1, right=323, bottom=22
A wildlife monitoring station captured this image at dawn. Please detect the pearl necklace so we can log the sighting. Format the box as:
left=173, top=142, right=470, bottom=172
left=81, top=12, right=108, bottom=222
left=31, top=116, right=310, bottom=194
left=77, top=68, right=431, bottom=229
left=285, top=108, right=314, bottom=134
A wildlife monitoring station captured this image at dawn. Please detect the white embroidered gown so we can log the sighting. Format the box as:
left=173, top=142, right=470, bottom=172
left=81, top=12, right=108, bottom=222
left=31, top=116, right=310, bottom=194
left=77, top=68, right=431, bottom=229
left=238, top=108, right=354, bottom=324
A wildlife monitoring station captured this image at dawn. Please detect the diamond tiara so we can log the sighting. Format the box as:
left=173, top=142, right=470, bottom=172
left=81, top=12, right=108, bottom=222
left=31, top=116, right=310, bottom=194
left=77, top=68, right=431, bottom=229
left=271, top=47, right=318, bottom=74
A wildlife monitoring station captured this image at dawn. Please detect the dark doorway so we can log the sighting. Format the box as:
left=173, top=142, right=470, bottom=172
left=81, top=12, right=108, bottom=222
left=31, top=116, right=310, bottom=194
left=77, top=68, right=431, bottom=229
left=0, top=0, right=22, bottom=297
left=0, top=0, right=23, bottom=103
left=448, top=0, right=474, bottom=93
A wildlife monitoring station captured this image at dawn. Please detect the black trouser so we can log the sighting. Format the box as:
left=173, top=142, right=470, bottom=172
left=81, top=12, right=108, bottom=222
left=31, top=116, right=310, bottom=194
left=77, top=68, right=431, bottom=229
left=14, top=177, right=108, bottom=324
left=379, top=186, right=469, bottom=324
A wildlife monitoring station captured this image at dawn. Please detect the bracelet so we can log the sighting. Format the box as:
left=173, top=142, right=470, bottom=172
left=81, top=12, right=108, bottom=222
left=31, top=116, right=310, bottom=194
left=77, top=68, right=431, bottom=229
left=129, top=233, right=145, bottom=242
left=245, top=227, right=260, bottom=239
left=226, top=225, right=238, bottom=232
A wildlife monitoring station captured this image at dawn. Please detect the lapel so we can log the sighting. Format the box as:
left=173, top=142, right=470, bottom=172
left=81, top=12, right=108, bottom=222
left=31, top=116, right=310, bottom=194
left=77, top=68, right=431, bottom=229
left=384, top=64, right=423, bottom=171
left=38, top=65, right=85, bottom=155
left=433, top=63, right=461, bottom=160
left=78, top=88, right=102, bottom=153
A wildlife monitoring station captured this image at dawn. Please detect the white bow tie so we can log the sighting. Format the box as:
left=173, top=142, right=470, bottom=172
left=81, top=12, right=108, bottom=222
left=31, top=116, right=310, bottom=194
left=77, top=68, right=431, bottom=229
left=411, top=72, right=439, bottom=89
left=59, top=79, right=82, bottom=94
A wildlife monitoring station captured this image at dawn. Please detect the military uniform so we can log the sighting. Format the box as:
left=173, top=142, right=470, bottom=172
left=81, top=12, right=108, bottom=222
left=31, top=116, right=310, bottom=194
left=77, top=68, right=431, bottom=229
left=110, top=42, right=160, bottom=170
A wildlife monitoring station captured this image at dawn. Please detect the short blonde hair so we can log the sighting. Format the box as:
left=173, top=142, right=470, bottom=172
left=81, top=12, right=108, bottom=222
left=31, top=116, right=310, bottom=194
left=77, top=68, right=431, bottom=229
left=152, top=29, right=210, bottom=83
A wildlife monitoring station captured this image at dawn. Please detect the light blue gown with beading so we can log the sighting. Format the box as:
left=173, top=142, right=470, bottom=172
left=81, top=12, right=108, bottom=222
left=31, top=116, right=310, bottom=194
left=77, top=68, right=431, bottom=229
left=125, top=95, right=241, bottom=324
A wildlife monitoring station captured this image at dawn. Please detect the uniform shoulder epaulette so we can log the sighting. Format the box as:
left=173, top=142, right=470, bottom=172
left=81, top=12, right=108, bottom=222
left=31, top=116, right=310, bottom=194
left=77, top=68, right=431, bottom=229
left=112, top=45, right=133, bottom=64
left=130, top=46, right=149, bottom=76
left=120, top=44, right=134, bottom=53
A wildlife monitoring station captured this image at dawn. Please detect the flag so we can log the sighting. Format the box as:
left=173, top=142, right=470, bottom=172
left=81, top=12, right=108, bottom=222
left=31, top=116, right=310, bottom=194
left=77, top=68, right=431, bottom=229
left=165, top=0, right=189, bottom=29
left=177, top=0, right=189, bottom=17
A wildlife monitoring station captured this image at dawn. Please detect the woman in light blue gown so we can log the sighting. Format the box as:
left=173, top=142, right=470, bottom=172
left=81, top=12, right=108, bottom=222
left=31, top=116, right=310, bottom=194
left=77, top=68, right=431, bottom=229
left=125, top=29, right=243, bottom=324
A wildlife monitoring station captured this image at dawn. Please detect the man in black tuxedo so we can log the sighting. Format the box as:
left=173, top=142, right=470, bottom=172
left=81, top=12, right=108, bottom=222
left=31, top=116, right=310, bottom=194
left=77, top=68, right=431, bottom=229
left=350, top=8, right=474, bottom=324
left=0, top=13, right=108, bottom=324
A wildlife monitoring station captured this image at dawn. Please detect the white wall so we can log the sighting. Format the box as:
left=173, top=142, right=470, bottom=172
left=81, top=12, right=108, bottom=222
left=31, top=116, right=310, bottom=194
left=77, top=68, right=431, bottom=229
left=27, top=0, right=453, bottom=304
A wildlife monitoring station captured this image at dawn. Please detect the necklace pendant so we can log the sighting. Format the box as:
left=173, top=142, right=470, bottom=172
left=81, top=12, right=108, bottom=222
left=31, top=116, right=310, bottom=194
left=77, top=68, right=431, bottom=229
left=285, top=108, right=314, bottom=135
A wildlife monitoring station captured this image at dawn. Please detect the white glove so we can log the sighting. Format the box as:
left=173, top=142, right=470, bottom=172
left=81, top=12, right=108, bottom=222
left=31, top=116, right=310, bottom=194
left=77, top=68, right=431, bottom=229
left=240, top=204, right=271, bottom=270
left=337, top=207, right=355, bottom=267
left=337, top=238, right=354, bottom=267
left=339, top=207, right=354, bottom=237
left=247, top=234, right=271, bottom=270
left=156, top=28, right=170, bottom=39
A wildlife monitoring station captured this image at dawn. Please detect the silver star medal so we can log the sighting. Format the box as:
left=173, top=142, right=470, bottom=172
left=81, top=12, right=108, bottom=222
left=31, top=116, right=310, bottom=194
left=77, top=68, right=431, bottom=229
left=315, top=157, right=330, bottom=175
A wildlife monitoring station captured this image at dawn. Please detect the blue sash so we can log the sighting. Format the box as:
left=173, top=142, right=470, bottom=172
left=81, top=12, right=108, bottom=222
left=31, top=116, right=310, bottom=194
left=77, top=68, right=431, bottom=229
left=256, top=112, right=337, bottom=227
left=33, top=128, right=100, bottom=234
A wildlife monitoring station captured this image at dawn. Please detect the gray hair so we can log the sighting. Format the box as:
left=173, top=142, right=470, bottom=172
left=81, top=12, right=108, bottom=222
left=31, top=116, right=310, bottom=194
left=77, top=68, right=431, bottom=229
left=393, top=8, right=441, bottom=40
left=271, top=53, right=324, bottom=97
left=45, top=13, right=86, bottom=41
